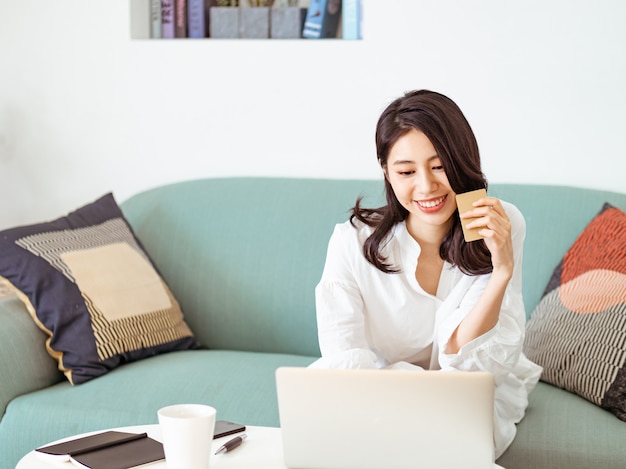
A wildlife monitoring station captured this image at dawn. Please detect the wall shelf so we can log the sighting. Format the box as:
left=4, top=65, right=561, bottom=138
left=130, top=1, right=362, bottom=41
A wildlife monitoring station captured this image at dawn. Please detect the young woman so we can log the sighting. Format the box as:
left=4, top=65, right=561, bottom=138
left=311, top=89, right=542, bottom=458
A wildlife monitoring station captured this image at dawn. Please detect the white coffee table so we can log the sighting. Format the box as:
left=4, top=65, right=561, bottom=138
left=17, top=424, right=507, bottom=469
left=16, top=425, right=285, bottom=469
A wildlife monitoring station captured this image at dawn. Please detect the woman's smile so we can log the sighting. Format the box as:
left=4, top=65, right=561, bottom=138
left=416, top=194, right=448, bottom=213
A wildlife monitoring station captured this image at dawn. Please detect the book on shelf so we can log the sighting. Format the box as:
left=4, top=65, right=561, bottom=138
left=161, top=0, right=176, bottom=38
left=35, top=430, right=165, bottom=469
left=302, top=0, right=342, bottom=39
left=150, top=0, right=162, bottom=38
left=188, top=0, right=216, bottom=38
left=341, top=0, right=361, bottom=40
left=175, top=0, right=188, bottom=37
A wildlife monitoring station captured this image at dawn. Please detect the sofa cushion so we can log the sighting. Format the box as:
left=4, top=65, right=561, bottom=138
left=523, top=202, right=626, bottom=420
left=0, top=349, right=317, bottom=468
left=0, top=193, right=199, bottom=385
left=497, top=381, right=626, bottom=469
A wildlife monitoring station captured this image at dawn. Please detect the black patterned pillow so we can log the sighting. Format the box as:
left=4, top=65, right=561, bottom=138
left=0, top=193, right=200, bottom=384
left=524, top=203, right=626, bottom=420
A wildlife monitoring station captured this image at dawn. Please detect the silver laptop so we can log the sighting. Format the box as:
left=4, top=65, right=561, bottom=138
left=275, top=367, right=495, bottom=469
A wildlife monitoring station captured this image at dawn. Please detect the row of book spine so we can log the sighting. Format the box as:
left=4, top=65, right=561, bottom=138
left=140, top=0, right=361, bottom=39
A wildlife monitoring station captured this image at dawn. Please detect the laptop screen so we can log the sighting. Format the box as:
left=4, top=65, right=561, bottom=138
left=276, top=367, right=495, bottom=469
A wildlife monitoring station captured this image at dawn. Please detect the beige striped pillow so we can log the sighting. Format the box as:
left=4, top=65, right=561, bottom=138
left=0, top=194, right=199, bottom=385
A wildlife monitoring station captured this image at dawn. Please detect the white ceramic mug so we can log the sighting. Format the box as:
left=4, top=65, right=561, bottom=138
left=157, top=404, right=217, bottom=469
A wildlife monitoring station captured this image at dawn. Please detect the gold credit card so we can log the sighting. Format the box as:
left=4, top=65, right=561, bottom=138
left=456, top=188, right=487, bottom=242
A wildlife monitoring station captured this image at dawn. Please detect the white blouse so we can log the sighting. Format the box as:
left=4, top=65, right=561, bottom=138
left=311, top=201, right=542, bottom=458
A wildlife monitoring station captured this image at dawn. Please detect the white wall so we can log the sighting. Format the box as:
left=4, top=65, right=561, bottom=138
left=1, top=0, right=625, bottom=230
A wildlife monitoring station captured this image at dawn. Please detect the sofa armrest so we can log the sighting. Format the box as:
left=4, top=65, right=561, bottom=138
left=0, top=295, right=61, bottom=420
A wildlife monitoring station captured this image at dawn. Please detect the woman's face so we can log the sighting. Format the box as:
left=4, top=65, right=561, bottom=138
left=385, top=129, right=457, bottom=238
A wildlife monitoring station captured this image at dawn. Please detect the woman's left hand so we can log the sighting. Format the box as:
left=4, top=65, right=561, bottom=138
left=460, top=197, right=514, bottom=278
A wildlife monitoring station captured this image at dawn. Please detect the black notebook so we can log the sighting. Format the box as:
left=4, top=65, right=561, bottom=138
left=36, top=431, right=165, bottom=469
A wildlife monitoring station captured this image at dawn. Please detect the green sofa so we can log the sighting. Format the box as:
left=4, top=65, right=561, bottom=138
left=1, top=178, right=625, bottom=469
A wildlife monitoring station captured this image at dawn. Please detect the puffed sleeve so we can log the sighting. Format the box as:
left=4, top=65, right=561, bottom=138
left=435, top=203, right=542, bottom=457
left=436, top=202, right=528, bottom=383
left=310, top=223, right=380, bottom=369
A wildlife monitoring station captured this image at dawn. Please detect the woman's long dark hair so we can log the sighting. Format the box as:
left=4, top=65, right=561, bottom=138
left=351, top=89, right=492, bottom=276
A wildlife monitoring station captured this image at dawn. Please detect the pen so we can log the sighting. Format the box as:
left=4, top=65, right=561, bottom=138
left=215, top=434, right=247, bottom=455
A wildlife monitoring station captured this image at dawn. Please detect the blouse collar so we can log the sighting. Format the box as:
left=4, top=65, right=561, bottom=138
left=393, top=221, right=453, bottom=301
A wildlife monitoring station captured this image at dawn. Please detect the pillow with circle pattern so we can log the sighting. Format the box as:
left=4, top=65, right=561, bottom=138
left=523, top=202, right=626, bottom=420
left=0, top=193, right=200, bottom=385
